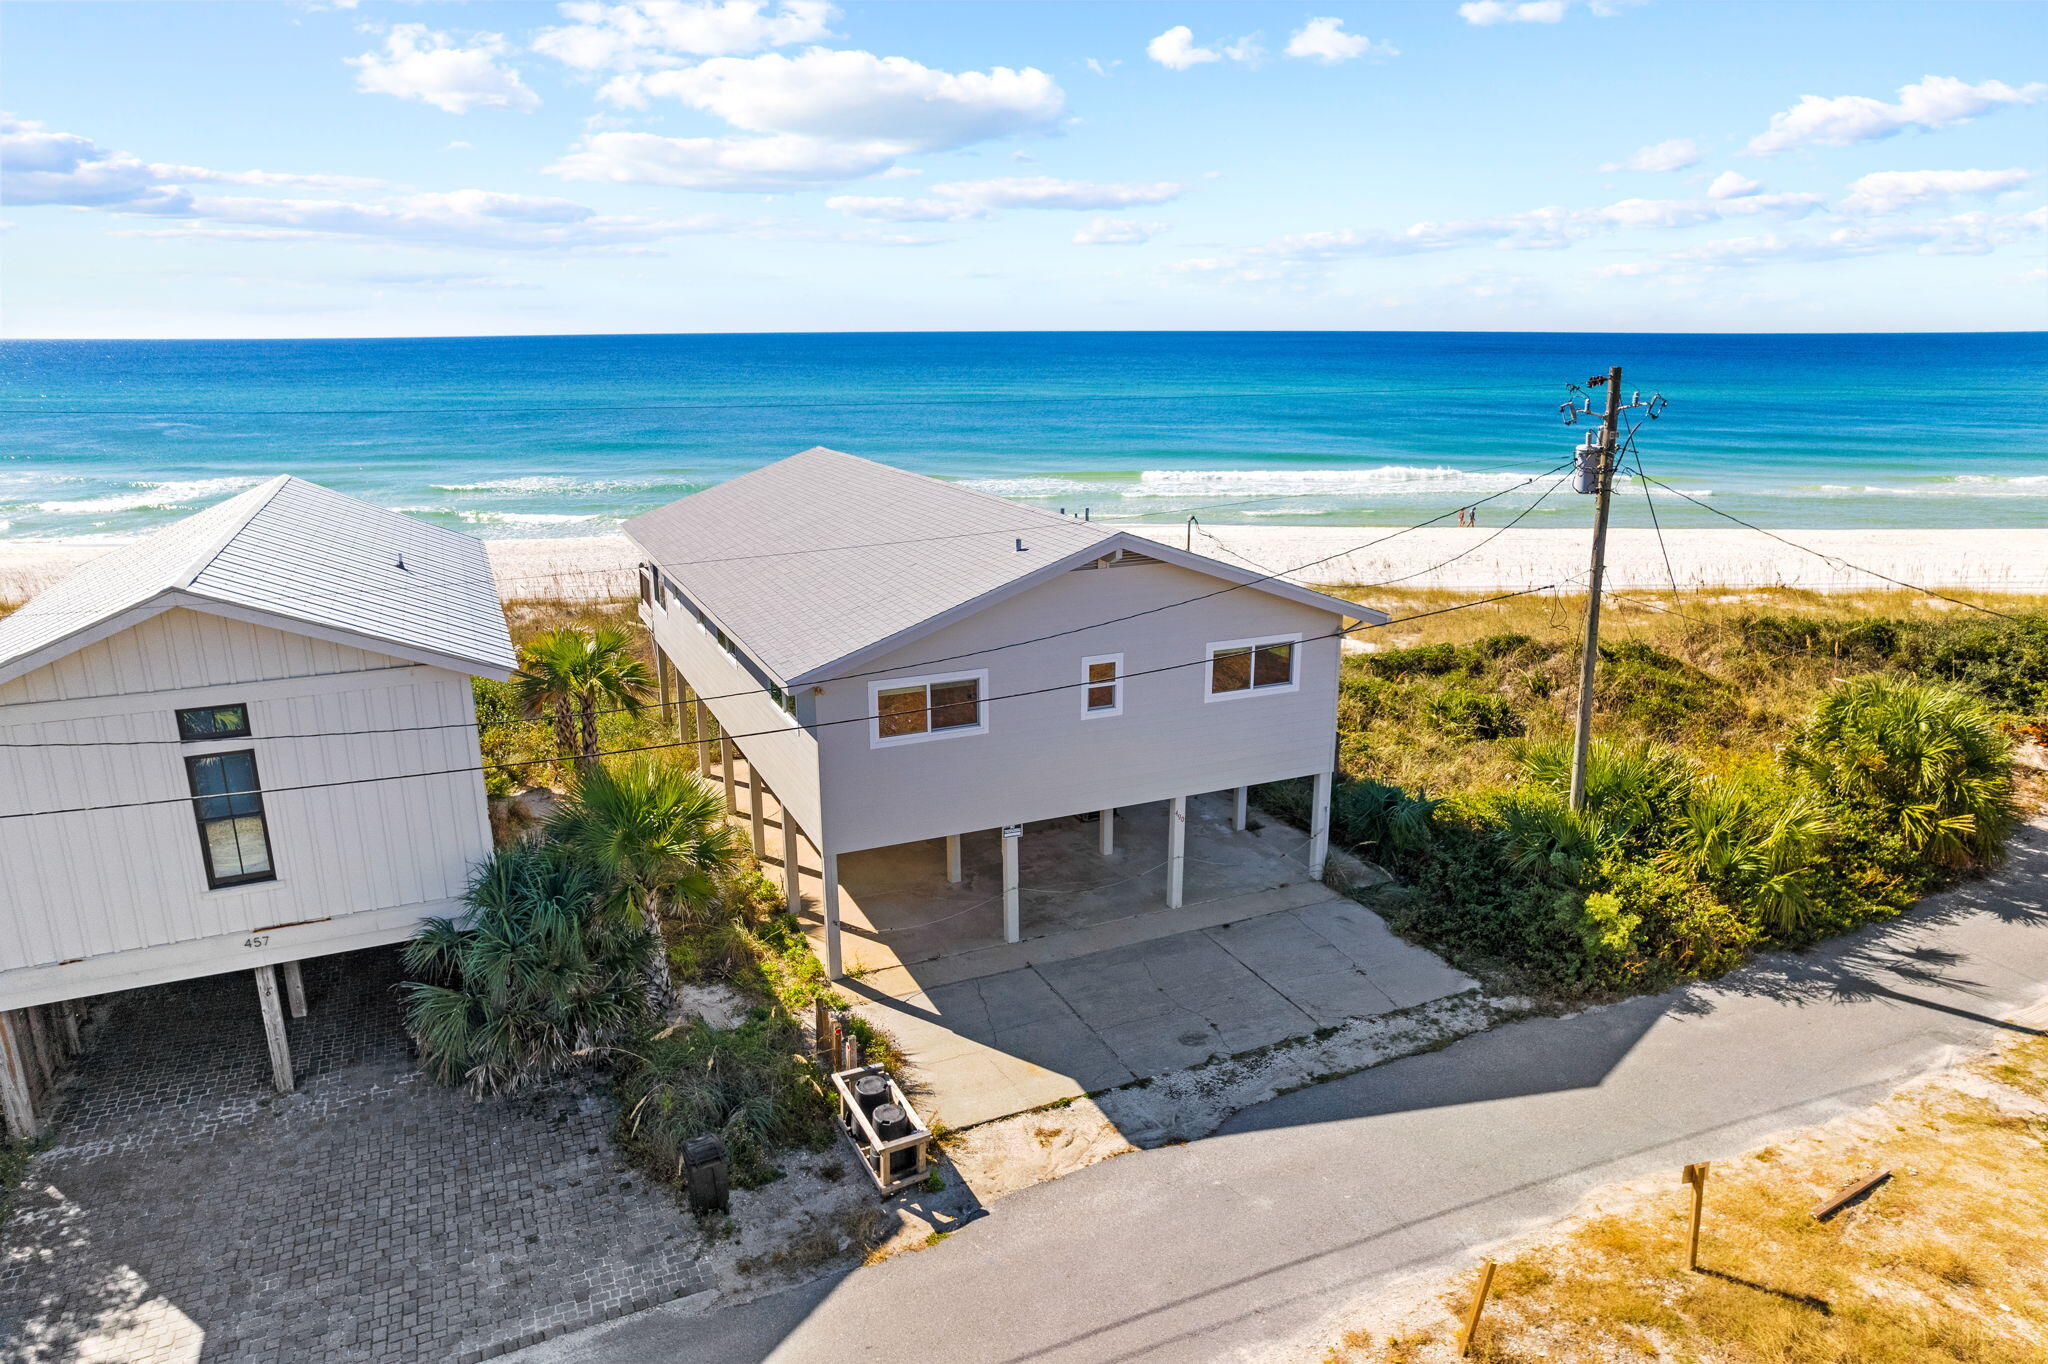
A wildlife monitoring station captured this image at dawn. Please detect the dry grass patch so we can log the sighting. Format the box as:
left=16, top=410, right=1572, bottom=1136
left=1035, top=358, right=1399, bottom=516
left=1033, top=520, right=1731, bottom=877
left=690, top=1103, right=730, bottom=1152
left=1319, top=1033, right=2048, bottom=1363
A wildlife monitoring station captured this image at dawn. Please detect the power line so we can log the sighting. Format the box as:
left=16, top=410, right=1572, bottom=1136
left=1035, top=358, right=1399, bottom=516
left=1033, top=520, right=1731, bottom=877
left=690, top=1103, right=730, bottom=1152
left=1634, top=472, right=2030, bottom=622
left=0, top=582, right=1574, bottom=821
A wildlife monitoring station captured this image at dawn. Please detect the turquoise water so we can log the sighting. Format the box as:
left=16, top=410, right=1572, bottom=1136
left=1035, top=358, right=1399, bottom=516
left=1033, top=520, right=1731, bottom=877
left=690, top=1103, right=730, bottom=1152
left=1, top=331, right=2042, bottom=541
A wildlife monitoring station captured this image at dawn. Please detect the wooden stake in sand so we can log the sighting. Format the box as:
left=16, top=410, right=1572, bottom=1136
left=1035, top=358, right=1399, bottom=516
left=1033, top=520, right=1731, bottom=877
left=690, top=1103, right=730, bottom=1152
left=1682, top=1162, right=1711, bottom=1271
left=1812, top=1169, right=1891, bottom=1221
left=1457, top=1258, right=1497, bottom=1357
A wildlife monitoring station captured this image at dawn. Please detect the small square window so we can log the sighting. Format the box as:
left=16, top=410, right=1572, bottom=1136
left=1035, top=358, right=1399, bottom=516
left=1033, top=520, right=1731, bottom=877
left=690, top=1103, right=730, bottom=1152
left=177, top=704, right=251, bottom=741
left=1082, top=654, right=1123, bottom=715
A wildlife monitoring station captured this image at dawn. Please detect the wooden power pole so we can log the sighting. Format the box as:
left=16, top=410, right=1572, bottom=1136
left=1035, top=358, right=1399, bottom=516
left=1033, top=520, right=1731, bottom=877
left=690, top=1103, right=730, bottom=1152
left=1568, top=366, right=1624, bottom=813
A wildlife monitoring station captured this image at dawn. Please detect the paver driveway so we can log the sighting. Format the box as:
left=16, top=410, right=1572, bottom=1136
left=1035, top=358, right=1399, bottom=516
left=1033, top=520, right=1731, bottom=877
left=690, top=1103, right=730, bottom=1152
left=0, top=948, right=709, bottom=1364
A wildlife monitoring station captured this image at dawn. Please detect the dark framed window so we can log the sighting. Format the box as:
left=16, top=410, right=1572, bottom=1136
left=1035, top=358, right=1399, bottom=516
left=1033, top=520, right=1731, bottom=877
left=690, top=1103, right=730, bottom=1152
left=871, top=672, right=986, bottom=744
left=176, top=703, right=251, bottom=741
left=184, top=750, right=276, bottom=888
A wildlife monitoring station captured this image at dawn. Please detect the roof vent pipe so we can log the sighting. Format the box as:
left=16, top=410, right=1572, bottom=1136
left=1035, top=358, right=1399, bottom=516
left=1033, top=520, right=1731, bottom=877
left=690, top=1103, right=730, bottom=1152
left=1015, top=538, right=1025, bottom=552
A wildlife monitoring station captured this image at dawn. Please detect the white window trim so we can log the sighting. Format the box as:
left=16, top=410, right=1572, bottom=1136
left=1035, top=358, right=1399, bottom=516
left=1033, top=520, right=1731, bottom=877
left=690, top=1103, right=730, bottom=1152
left=867, top=668, right=990, bottom=749
left=1204, top=632, right=1302, bottom=703
left=1080, top=652, right=1123, bottom=718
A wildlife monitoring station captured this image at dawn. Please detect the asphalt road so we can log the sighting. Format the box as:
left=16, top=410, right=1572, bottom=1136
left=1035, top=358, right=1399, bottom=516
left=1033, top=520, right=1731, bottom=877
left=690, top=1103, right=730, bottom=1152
left=518, top=821, right=2048, bottom=1364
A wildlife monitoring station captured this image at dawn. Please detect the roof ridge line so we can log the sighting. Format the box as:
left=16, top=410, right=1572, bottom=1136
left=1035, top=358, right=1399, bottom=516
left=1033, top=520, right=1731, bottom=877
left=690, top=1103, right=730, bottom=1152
left=171, top=474, right=293, bottom=592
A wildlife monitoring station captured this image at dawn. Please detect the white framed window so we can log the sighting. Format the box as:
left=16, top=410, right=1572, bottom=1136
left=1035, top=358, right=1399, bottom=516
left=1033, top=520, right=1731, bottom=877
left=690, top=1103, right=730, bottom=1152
left=1080, top=653, right=1123, bottom=718
left=868, top=669, right=989, bottom=748
left=1206, top=633, right=1300, bottom=701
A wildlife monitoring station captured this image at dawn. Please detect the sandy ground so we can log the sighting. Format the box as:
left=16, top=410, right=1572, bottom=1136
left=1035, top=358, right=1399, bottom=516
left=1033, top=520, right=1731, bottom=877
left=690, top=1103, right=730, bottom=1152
left=5, top=526, right=2046, bottom=606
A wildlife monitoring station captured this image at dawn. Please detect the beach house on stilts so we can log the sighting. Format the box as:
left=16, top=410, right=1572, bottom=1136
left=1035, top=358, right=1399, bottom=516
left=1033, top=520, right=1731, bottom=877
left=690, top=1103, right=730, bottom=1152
left=627, top=448, right=1384, bottom=981
left=0, top=478, right=514, bottom=1136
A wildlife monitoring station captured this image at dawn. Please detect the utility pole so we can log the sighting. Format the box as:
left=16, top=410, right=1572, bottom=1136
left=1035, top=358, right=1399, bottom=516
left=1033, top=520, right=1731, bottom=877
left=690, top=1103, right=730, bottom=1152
left=1568, top=367, right=1623, bottom=812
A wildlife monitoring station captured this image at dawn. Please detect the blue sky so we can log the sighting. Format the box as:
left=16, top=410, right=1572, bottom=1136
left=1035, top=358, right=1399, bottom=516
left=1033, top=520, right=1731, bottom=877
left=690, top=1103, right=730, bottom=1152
left=4, top=0, right=2044, bottom=337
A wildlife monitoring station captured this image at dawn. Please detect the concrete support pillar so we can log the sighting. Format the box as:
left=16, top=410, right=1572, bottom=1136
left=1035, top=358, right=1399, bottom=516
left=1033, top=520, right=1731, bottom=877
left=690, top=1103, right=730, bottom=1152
left=1098, top=808, right=1115, bottom=856
left=1166, top=795, right=1188, bottom=910
left=821, top=851, right=843, bottom=980
left=1002, top=825, right=1022, bottom=944
left=782, top=811, right=803, bottom=914
left=253, top=965, right=294, bottom=1094
left=747, top=764, right=767, bottom=857
left=720, top=738, right=737, bottom=812
left=945, top=833, right=962, bottom=884
left=1234, top=786, right=1249, bottom=832
left=1308, top=770, right=1333, bottom=879
left=0, top=1010, right=39, bottom=1141
left=281, top=960, right=308, bottom=1018
left=60, top=999, right=83, bottom=1053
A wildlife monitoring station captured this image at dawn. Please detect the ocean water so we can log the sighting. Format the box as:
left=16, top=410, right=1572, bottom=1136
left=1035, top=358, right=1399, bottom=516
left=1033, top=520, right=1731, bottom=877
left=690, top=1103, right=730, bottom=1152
left=1, top=331, right=2042, bottom=542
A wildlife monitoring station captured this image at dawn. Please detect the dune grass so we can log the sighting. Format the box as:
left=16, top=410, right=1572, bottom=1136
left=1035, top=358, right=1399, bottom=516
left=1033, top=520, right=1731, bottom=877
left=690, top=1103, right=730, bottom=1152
left=1321, top=1033, right=2048, bottom=1363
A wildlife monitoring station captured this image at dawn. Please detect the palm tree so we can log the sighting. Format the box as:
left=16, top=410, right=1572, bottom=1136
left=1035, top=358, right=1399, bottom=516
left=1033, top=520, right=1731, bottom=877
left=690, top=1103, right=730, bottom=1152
left=512, top=626, right=654, bottom=767
left=1784, top=676, right=2016, bottom=868
left=402, top=841, right=653, bottom=1097
left=547, top=756, right=744, bottom=1019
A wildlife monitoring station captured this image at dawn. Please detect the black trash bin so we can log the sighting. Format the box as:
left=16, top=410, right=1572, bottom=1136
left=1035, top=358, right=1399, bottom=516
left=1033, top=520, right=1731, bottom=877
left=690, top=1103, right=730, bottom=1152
left=683, top=1134, right=730, bottom=1215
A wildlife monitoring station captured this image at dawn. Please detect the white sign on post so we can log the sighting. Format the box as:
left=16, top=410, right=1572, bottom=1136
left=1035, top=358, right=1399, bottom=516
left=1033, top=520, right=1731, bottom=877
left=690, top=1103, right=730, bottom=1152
left=1001, top=825, right=1022, bottom=838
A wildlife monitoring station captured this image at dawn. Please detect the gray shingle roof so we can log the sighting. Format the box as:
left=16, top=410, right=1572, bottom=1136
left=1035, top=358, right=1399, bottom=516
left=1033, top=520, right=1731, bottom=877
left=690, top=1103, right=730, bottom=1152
left=625, top=447, right=1374, bottom=684
left=0, top=476, right=516, bottom=684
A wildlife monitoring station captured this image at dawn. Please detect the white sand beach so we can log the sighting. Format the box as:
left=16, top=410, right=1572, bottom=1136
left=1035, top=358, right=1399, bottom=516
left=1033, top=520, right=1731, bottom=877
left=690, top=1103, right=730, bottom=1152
left=4, top=527, right=2045, bottom=608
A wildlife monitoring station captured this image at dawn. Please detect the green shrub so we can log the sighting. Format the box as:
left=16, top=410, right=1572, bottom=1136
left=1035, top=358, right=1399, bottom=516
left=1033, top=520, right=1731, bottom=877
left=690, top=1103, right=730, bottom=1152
left=1365, top=642, right=1472, bottom=678
left=613, top=1015, right=833, bottom=1188
left=1582, top=861, right=1758, bottom=988
left=1661, top=768, right=1834, bottom=932
left=1428, top=687, right=1525, bottom=741
left=1517, top=739, right=1696, bottom=846
left=403, top=842, right=653, bottom=1097
left=1329, top=778, right=1441, bottom=864
left=1595, top=641, right=1738, bottom=739
left=1785, top=676, right=2017, bottom=869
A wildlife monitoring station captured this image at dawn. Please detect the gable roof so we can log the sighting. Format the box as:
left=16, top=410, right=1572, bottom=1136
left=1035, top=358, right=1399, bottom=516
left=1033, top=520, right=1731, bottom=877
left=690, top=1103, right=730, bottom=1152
left=625, top=447, right=1379, bottom=685
left=0, top=476, right=517, bottom=687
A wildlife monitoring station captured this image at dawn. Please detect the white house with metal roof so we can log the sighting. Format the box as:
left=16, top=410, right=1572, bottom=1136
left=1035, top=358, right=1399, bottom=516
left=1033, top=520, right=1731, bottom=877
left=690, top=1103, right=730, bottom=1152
left=0, top=476, right=515, bottom=1134
left=627, top=448, right=1383, bottom=980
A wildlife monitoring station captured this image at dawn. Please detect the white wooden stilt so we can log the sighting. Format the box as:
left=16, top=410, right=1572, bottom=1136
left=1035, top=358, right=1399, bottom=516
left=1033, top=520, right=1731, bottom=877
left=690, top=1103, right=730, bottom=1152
left=21, top=1006, right=54, bottom=1093
left=1002, top=825, right=1022, bottom=943
left=945, top=833, right=962, bottom=883
left=1166, top=795, right=1188, bottom=909
left=1234, top=786, right=1249, bottom=832
left=0, top=1011, right=40, bottom=1140
left=782, top=811, right=803, bottom=913
left=1309, top=770, right=1333, bottom=879
left=60, top=999, right=83, bottom=1053
left=253, top=965, right=294, bottom=1094
left=720, top=738, right=737, bottom=812
left=1098, top=808, right=1115, bottom=856
left=821, top=851, right=843, bottom=980
left=281, top=960, right=308, bottom=1018
left=656, top=650, right=673, bottom=725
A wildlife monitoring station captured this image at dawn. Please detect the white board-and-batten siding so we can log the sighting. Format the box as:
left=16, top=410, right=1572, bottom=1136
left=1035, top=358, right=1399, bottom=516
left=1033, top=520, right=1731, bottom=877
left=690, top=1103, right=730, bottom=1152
left=812, top=559, right=1343, bottom=855
left=0, top=607, right=492, bottom=1010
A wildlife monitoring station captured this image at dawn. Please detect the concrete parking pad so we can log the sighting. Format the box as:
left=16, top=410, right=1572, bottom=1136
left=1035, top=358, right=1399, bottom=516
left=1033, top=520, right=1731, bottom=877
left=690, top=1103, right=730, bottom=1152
left=856, top=897, right=1477, bottom=1129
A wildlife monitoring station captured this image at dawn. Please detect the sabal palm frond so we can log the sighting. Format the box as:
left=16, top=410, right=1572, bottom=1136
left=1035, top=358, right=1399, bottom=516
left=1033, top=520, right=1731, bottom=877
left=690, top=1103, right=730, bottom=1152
left=1518, top=738, right=1696, bottom=839
left=1785, top=676, right=2015, bottom=868
left=548, top=756, right=744, bottom=1018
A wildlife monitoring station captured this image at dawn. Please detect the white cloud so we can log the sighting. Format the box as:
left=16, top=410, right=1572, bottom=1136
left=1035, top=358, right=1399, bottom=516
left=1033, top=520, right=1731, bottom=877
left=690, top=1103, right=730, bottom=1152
left=1145, top=25, right=1262, bottom=70
left=931, top=176, right=1183, bottom=210
left=1839, top=167, right=2034, bottom=215
left=1637, top=206, right=2045, bottom=270
left=1075, top=217, right=1167, bottom=245
left=580, top=48, right=1063, bottom=187
left=1599, top=138, right=1701, bottom=173
left=533, top=1, right=835, bottom=71
left=1, top=116, right=761, bottom=251
left=1083, top=58, right=1120, bottom=77
left=1458, top=1, right=1568, bottom=25
left=825, top=195, right=987, bottom=223
left=549, top=130, right=894, bottom=191
left=1284, top=17, right=1395, bottom=63
left=1706, top=170, right=1761, bottom=199
left=443, top=140, right=474, bottom=152
left=348, top=25, right=540, bottom=115
left=1748, top=75, right=2048, bottom=155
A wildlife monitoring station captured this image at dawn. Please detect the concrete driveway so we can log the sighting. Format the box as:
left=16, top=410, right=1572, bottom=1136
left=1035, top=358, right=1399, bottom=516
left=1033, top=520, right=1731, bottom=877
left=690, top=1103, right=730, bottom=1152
left=850, top=894, right=1475, bottom=1127
left=506, top=820, right=2048, bottom=1364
